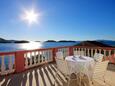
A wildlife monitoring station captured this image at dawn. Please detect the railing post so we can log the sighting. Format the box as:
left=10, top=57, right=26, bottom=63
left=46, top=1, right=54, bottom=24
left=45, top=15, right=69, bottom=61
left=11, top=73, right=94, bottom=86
left=52, top=48, right=57, bottom=62
left=99, top=49, right=101, bottom=54
left=15, top=51, right=25, bottom=73
left=114, top=50, right=115, bottom=63
left=114, top=50, right=115, bottom=58
left=103, top=50, right=106, bottom=61
left=84, top=48, right=86, bottom=56
left=69, top=47, right=73, bottom=56
left=38, top=51, right=40, bottom=63
left=95, top=49, right=97, bottom=54
left=91, top=49, right=93, bottom=57
left=87, top=49, right=90, bottom=57
left=1, top=56, right=6, bottom=75
left=103, top=50, right=106, bottom=56
left=108, top=50, right=113, bottom=63
left=25, top=54, right=28, bottom=69
left=113, top=52, right=115, bottom=63
left=34, top=52, right=37, bottom=65
left=8, top=55, right=13, bottom=72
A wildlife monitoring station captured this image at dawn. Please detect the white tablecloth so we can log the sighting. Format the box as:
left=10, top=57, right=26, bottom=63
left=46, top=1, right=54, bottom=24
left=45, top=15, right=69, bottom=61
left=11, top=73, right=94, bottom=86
left=65, top=55, right=95, bottom=79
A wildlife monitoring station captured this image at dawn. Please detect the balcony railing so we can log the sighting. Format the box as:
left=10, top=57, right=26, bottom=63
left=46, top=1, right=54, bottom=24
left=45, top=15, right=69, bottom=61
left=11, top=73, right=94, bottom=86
left=0, top=46, right=115, bottom=75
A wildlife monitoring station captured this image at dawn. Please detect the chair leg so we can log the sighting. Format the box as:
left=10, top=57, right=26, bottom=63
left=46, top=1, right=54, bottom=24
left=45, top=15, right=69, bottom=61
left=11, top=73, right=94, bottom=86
left=92, top=81, right=94, bottom=84
left=89, top=80, right=93, bottom=85
left=67, top=78, right=70, bottom=86
left=103, top=76, right=106, bottom=83
left=104, top=80, right=106, bottom=83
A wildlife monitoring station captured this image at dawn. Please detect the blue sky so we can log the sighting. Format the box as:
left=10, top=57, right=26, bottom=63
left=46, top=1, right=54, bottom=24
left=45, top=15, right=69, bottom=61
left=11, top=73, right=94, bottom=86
left=0, top=0, right=115, bottom=41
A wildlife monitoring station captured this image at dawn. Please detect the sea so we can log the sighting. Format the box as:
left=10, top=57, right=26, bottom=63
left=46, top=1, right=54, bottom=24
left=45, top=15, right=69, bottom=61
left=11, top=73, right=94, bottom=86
left=0, top=42, right=79, bottom=52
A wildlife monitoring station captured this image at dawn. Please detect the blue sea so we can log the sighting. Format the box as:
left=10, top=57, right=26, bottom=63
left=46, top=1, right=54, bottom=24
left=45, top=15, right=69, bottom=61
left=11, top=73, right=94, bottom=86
left=0, top=42, right=79, bottom=52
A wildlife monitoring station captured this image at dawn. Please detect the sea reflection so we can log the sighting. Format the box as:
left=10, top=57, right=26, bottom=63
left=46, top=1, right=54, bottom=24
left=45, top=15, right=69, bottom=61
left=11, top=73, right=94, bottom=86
left=20, top=41, right=42, bottom=50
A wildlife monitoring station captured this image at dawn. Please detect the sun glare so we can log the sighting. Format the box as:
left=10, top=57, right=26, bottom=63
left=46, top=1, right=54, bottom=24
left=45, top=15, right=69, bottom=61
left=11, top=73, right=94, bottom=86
left=21, top=8, right=41, bottom=25
left=21, top=41, right=42, bottom=50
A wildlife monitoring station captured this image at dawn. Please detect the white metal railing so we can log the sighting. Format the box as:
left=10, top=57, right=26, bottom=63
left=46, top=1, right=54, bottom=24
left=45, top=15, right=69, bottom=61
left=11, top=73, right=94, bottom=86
left=24, top=50, right=53, bottom=69
left=73, top=47, right=115, bottom=60
left=0, top=46, right=115, bottom=75
left=0, top=54, right=15, bottom=75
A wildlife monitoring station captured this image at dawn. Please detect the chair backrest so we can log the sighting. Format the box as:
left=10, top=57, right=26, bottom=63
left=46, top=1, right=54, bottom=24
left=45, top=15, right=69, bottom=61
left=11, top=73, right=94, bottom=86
left=92, top=61, right=109, bottom=79
left=74, top=51, right=84, bottom=56
left=94, top=53, right=103, bottom=62
left=80, top=51, right=84, bottom=56
left=56, top=58, right=70, bottom=75
left=56, top=51, right=64, bottom=60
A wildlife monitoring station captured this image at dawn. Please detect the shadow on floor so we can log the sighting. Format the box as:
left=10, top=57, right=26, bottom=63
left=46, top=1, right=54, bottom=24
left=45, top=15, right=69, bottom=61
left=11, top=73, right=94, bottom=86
left=0, top=63, right=67, bottom=86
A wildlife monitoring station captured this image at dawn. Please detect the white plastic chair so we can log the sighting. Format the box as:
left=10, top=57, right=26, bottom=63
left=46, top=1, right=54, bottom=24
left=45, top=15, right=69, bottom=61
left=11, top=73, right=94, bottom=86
left=56, top=51, right=64, bottom=60
left=55, top=58, right=77, bottom=86
left=91, top=61, right=109, bottom=85
left=94, top=53, right=104, bottom=62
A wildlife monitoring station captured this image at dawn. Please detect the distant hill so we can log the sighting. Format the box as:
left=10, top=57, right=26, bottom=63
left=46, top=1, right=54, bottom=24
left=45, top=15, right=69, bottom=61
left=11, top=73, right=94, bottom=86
left=97, top=40, right=115, bottom=47
left=44, top=40, right=57, bottom=42
left=75, top=41, right=113, bottom=47
left=43, top=40, right=78, bottom=42
left=14, top=40, right=29, bottom=43
left=0, top=38, right=29, bottom=43
left=0, top=38, right=14, bottom=43
left=0, top=38, right=5, bottom=41
left=58, top=40, right=77, bottom=42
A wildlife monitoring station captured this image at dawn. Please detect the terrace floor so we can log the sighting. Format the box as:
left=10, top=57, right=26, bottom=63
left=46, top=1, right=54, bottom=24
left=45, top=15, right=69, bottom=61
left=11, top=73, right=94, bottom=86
left=0, top=62, right=115, bottom=86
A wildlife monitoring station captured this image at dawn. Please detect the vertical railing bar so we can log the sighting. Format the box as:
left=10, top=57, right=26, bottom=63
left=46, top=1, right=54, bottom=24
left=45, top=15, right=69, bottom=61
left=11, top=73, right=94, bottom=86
left=1, top=56, right=6, bottom=75
left=91, top=49, right=93, bottom=57
left=30, top=52, right=32, bottom=67
left=41, top=51, right=44, bottom=62
left=8, top=55, right=13, bottom=73
left=99, top=49, right=101, bottom=54
left=114, top=50, right=115, bottom=58
left=38, top=51, right=40, bottom=64
left=44, top=50, right=47, bottom=62
left=109, top=50, right=111, bottom=60
left=25, top=53, right=28, bottom=69
left=87, top=48, right=90, bottom=57
left=103, top=50, right=106, bottom=61
left=95, top=49, right=97, bottom=54
left=34, top=51, right=36, bottom=65
left=47, top=50, right=49, bottom=61
left=84, top=48, right=86, bottom=56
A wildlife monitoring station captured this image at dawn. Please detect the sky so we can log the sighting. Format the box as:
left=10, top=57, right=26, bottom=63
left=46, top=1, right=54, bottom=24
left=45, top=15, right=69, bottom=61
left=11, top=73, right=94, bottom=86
left=0, top=0, right=115, bottom=41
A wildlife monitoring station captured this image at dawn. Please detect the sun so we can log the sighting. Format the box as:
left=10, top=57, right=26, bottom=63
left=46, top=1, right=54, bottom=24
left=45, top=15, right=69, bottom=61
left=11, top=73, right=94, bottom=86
left=21, top=9, right=40, bottom=25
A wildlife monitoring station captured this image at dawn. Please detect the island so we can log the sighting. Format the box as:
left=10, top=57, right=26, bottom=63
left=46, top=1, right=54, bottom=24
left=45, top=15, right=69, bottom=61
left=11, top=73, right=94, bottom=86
left=44, top=40, right=57, bottom=42
left=0, top=38, right=29, bottom=43
left=58, top=40, right=77, bottom=42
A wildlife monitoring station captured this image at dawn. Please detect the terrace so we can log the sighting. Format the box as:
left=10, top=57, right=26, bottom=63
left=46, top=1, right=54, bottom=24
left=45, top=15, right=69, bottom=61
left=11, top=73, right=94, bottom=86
left=0, top=46, right=115, bottom=86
